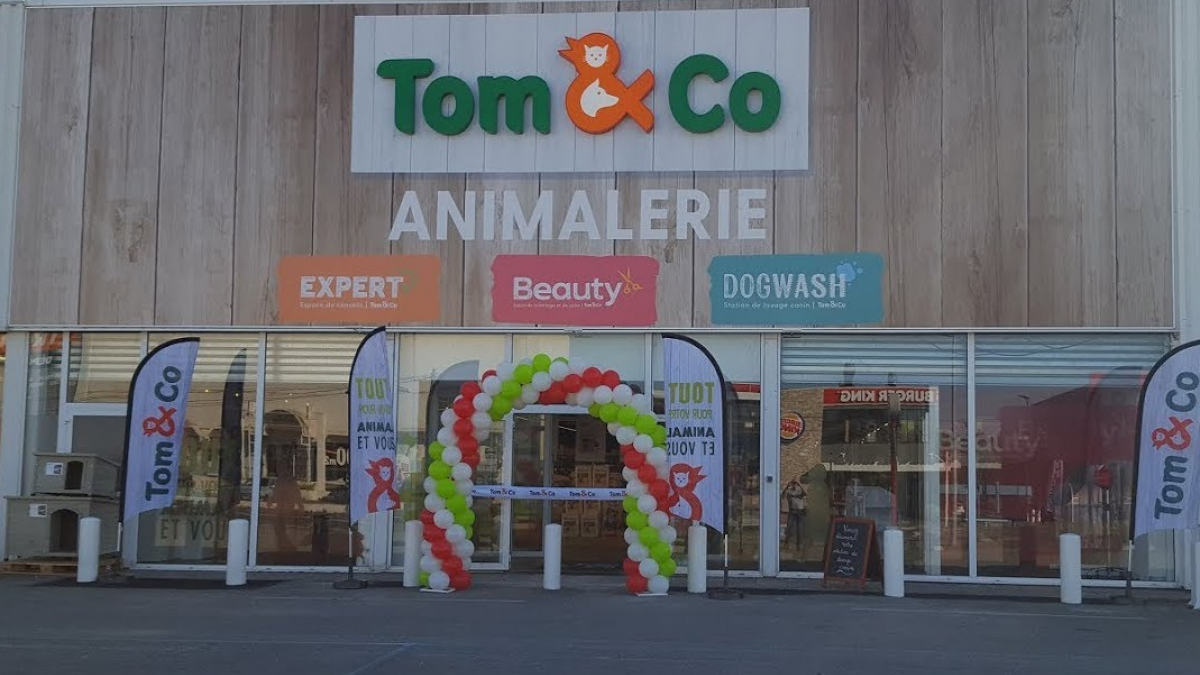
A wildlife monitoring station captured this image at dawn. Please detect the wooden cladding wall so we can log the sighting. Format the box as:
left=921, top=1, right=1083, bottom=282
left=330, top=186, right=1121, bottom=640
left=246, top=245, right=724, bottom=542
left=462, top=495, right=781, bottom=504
left=11, top=0, right=1174, bottom=329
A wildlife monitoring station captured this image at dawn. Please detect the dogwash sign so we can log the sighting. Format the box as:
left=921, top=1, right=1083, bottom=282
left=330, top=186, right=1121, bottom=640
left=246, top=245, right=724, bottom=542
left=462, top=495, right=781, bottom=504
left=351, top=8, right=809, bottom=174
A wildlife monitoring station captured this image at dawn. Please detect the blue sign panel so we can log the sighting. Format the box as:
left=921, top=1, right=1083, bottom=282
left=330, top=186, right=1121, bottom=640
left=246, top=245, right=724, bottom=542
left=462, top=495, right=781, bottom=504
left=708, top=253, right=885, bottom=326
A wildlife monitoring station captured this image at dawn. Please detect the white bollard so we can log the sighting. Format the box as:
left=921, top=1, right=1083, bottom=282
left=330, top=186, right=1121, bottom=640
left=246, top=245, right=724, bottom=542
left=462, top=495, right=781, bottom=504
left=1192, top=541, right=1200, bottom=610
left=403, top=520, right=423, bottom=588
left=225, top=519, right=250, bottom=587
left=687, top=524, right=707, bottom=593
left=1060, top=533, right=1082, bottom=605
left=883, top=528, right=904, bottom=598
left=76, top=517, right=101, bottom=584
left=543, top=524, right=562, bottom=590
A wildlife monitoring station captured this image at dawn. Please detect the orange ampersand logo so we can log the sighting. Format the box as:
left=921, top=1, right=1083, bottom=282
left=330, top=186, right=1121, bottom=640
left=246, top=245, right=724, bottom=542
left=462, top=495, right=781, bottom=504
left=560, top=33, right=654, bottom=134
left=142, top=406, right=177, bottom=438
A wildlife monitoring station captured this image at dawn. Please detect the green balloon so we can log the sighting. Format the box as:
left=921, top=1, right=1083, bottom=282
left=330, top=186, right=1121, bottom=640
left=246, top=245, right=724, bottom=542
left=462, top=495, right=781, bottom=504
left=429, top=461, right=451, bottom=480
left=501, top=380, right=521, bottom=399
left=635, top=414, right=657, bottom=435
left=457, top=509, right=477, bottom=527
left=532, top=354, right=552, bottom=372
left=651, top=425, right=668, bottom=446
left=617, top=406, right=639, bottom=426
left=638, top=526, right=659, bottom=546
left=599, top=402, right=621, bottom=423
left=429, top=442, right=445, bottom=462
left=514, top=364, right=534, bottom=384
left=651, top=542, right=671, bottom=563
left=659, top=557, right=677, bottom=577
left=588, top=403, right=602, bottom=418
left=464, top=524, right=474, bottom=540
left=553, top=356, right=569, bottom=364
left=490, top=396, right=512, bottom=420
left=419, top=571, right=430, bottom=586
left=626, top=511, right=648, bottom=530
left=622, top=496, right=638, bottom=514
left=437, top=479, right=456, bottom=499
left=446, top=494, right=468, bottom=514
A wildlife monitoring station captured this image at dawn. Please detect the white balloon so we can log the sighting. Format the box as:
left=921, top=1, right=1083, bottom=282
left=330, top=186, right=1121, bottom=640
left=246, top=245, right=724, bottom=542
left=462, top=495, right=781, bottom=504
left=630, top=393, right=651, bottom=413
left=634, top=434, right=653, bottom=452
left=446, top=524, right=467, bottom=544
left=613, top=384, right=634, bottom=405
left=521, top=384, right=540, bottom=404
left=471, top=411, right=491, bottom=429
left=607, top=422, right=621, bottom=435
left=420, top=540, right=433, bottom=556
left=564, top=393, right=578, bottom=406
left=437, top=427, right=455, bottom=446
left=451, top=463, right=472, bottom=481
left=464, top=495, right=474, bottom=509
left=473, top=426, right=490, bottom=441
left=511, top=396, right=528, bottom=411
left=568, top=358, right=587, bottom=375
left=420, top=554, right=441, bottom=573
left=473, top=393, right=493, bottom=412
left=648, top=575, right=669, bottom=594
left=647, top=447, right=668, bottom=468
left=519, top=358, right=532, bottom=366
left=622, top=467, right=636, bottom=483
left=576, top=388, right=595, bottom=407
left=424, top=494, right=445, bottom=512
left=496, top=362, right=515, bottom=380
left=616, top=427, right=637, bottom=446
left=481, top=375, right=503, bottom=396
left=442, top=447, right=463, bottom=466
left=628, top=543, right=649, bottom=562
left=623, top=528, right=639, bottom=546
left=549, top=360, right=570, bottom=381
left=658, top=525, right=678, bottom=545
left=593, top=385, right=614, bottom=404
left=440, top=408, right=458, bottom=426
left=423, top=476, right=438, bottom=493
left=456, top=479, right=474, bottom=496
left=532, top=371, right=552, bottom=392
left=649, top=511, right=669, bottom=529
left=429, top=570, right=451, bottom=591
left=627, top=478, right=647, bottom=497
left=453, top=540, right=475, bottom=558
left=434, top=509, right=454, bottom=529
left=637, top=494, right=657, bottom=514
left=638, top=558, right=660, bottom=579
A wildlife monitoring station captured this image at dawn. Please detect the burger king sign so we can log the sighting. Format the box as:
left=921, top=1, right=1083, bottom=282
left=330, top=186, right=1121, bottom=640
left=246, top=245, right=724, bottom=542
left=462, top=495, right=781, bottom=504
left=781, top=413, right=805, bottom=442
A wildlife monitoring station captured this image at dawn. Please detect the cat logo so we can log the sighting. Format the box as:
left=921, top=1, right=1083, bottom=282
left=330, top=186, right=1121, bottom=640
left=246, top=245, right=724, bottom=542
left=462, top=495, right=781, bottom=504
left=559, top=33, right=654, bottom=134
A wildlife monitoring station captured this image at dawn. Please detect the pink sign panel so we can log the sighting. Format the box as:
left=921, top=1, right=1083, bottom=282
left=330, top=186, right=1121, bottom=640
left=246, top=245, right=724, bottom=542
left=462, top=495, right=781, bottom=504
left=491, top=255, right=659, bottom=326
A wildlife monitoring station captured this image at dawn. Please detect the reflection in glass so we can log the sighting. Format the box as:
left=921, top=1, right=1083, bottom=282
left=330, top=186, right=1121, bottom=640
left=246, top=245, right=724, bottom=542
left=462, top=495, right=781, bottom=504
left=68, top=332, right=141, bottom=403
left=23, top=333, right=64, bottom=489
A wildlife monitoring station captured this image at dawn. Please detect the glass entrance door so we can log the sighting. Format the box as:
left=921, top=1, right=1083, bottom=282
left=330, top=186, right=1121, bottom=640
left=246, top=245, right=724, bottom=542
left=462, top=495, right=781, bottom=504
left=510, top=412, right=625, bottom=572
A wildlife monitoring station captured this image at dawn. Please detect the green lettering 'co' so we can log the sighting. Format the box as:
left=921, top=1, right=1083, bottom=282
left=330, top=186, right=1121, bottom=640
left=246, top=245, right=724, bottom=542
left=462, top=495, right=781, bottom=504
left=377, top=53, right=782, bottom=136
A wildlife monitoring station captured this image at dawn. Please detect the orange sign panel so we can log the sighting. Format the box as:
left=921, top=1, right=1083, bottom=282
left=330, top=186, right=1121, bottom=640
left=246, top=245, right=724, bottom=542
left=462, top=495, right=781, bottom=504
left=277, top=255, right=440, bottom=325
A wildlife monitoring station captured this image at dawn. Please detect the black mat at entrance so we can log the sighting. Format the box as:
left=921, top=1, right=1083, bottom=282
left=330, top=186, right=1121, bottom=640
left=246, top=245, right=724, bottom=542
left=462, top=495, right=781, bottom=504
left=36, top=577, right=283, bottom=590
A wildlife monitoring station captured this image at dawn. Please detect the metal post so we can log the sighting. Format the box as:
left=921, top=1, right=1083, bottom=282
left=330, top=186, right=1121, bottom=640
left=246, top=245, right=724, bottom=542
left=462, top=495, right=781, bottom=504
left=883, top=527, right=904, bottom=598
left=687, top=523, right=707, bottom=593
left=76, top=517, right=101, bottom=584
left=1060, top=533, right=1082, bottom=605
left=403, top=520, right=423, bottom=588
left=543, top=523, right=562, bottom=590
left=226, top=519, right=249, bottom=587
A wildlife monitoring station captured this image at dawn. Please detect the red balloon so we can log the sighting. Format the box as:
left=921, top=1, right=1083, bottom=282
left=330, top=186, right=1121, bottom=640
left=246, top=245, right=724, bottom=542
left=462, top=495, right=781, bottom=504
left=545, top=382, right=566, bottom=404
left=625, top=451, right=645, bottom=470
left=453, top=398, right=474, bottom=418
left=482, top=369, right=497, bottom=380
left=622, top=557, right=639, bottom=577
left=423, top=525, right=446, bottom=542
left=419, top=510, right=435, bottom=527
left=451, top=571, right=473, bottom=590
left=638, top=464, right=658, bottom=484
left=441, top=556, right=464, bottom=576
left=459, top=436, right=479, bottom=454
left=563, top=374, right=583, bottom=393
left=454, top=418, right=474, bottom=437
left=432, top=539, right=453, bottom=559
left=602, top=370, right=621, bottom=389
left=461, top=382, right=482, bottom=399
left=626, top=574, right=648, bottom=594
left=650, top=479, right=669, bottom=501
left=538, top=390, right=555, bottom=405
left=462, top=452, right=481, bottom=470
left=582, top=367, right=603, bottom=388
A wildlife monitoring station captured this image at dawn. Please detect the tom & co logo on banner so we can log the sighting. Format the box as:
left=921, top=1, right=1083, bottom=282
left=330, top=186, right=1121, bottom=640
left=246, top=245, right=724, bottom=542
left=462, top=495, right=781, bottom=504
left=490, top=254, right=658, bottom=326
left=1134, top=341, right=1200, bottom=540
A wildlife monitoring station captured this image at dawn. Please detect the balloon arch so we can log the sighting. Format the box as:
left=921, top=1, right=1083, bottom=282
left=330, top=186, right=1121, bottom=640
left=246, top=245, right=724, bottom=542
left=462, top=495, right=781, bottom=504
left=418, top=354, right=678, bottom=595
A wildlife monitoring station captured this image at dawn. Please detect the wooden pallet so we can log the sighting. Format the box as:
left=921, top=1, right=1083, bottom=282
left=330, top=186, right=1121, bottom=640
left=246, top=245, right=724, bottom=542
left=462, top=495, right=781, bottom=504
left=1, top=556, right=122, bottom=577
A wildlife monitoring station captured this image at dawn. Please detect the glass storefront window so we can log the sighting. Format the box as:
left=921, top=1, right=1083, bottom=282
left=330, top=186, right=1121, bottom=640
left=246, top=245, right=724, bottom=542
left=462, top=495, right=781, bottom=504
left=259, top=334, right=364, bottom=566
left=392, top=335, right=506, bottom=565
left=779, top=335, right=968, bottom=576
left=652, top=334, right=762, bottom=570
left=22, top=333, right=64, bottom=490
left=975, top=334, right=1172, bottom=580
left=137, top=335, right=259, bottom=564
left=67, top=332, right=142, bottom=403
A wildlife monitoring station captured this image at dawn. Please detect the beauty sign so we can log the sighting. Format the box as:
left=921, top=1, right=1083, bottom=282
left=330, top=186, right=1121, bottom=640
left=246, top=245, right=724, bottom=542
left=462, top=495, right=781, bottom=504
left=352, top=8, right=810, bottom=174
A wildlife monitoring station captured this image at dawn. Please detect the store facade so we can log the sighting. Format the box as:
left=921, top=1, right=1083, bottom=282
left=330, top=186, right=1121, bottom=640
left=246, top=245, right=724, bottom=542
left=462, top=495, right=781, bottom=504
left=0, top=0, right=1197, bottom=587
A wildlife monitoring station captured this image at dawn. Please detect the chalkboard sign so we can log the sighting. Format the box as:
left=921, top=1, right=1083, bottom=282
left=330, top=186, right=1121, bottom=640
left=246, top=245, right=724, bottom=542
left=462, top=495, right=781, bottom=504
left=822, top=517, right=877, bottom=589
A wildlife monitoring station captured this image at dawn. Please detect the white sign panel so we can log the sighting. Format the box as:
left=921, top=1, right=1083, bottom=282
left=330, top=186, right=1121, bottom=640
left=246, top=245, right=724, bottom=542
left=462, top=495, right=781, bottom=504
left=352, top=9, right=810, bottom=174
left=663, top=335, right=725, bottom=533
left=1134, top=341, right=1200, bottom=539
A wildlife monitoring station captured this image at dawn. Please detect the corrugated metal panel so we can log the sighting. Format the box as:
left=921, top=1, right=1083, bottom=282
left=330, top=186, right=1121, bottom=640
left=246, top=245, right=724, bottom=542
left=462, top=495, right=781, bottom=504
left=974, top=334, right=1170, bottom=387
left=781, top=334, right=966, bottom=386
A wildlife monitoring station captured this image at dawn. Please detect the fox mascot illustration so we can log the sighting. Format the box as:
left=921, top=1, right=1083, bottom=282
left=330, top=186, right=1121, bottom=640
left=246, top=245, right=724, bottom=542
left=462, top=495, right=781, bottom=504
left=666, top=463, right=706, bottom=522
left=365, top=457, right=402, bottom=513
left=560, top=33, right=655, bottom=134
